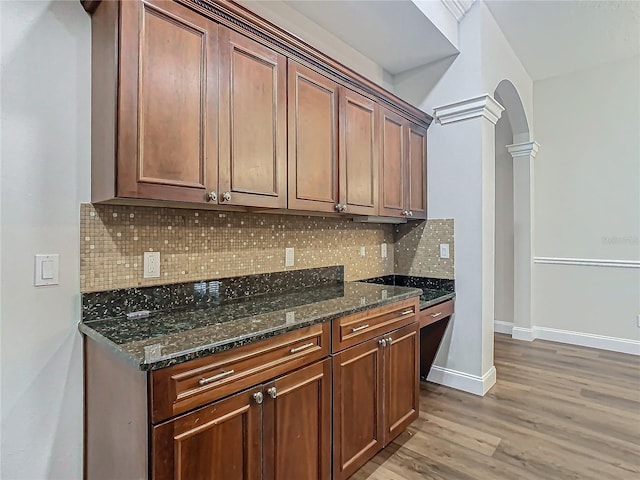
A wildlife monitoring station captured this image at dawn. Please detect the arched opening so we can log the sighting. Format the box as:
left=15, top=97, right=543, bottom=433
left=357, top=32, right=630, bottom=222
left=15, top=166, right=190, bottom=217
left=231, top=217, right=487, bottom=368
left=493, top=80, right=533, bottom=339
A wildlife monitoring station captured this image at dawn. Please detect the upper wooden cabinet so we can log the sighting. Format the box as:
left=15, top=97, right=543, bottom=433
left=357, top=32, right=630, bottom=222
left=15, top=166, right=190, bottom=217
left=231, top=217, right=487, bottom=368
left=339, top=87, right=378, bottom=216
left=85, top=0, right=430, bottom=219
left=93, top=0, right=219, bottom=204
left=379, top=108, right=427, bottom=220
left=288, top=60, right=340, bottom=213
left=218, top=27, right=287, bottom=209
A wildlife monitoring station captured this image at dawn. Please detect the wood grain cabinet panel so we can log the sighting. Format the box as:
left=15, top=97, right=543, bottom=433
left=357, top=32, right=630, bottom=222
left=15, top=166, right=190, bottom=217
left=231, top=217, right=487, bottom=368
left=332, top=337, right=384, bottom=480
left=379, top=108, right=406, bottom=217
left=219, top=27, right=287, bottom=208
left=407, top=122, right=428, bottom=219
left=116, top=0, right=218, bottom=203
left=152, top=386, right=262, bottom=480
left=383, top=323, right=419, bottom=445
left=264, top=359, right=332, bottom=480
left=288, top=60, right=340, bottom=213
left=339, top=88, right=378, bottom=216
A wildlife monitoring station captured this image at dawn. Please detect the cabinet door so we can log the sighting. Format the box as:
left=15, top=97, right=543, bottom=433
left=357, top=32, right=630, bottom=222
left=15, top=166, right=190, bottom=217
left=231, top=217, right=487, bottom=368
left=332, top=337, right=384, bottom=480
left=339, top=88, right=378, bottom=216
left=152, top=386, right=262, bottom=480
left=219, top=28, right=287, bottom=208
left=263, top=359, right=331, bottom=480
left=383, top=323, right=419, bottom=446
left=288, top=61, right=339, bottom=213
left=378, top=108, right=407, bottom=217
left=118, top=0, right=218, bottom=203
left=406, top=122, right=427, bottom=219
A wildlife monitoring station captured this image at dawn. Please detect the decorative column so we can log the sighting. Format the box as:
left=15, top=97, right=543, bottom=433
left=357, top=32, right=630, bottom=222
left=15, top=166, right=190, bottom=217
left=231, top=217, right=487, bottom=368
left=507, top=141, right=539, bottom=340
left=428, top=94, right=504, bottom=395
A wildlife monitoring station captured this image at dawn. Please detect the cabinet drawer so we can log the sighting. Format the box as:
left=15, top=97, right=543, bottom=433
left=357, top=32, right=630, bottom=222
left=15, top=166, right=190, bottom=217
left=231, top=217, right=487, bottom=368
left=332, top=298, right=419, bottom=353
left=418, top=299, right=454, bottom=328
left=151, top=322, right=330, bottom=423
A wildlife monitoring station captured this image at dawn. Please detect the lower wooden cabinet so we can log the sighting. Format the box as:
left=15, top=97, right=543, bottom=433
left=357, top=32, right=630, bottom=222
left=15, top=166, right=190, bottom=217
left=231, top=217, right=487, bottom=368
left=332, top=321, right=419, bottom=480
left=152, top=359, right=331, bottom=480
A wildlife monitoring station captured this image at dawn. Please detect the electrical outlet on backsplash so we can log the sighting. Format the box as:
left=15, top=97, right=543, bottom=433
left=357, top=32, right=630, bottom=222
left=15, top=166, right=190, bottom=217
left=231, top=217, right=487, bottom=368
left=394, top=219, right=455, bottom=280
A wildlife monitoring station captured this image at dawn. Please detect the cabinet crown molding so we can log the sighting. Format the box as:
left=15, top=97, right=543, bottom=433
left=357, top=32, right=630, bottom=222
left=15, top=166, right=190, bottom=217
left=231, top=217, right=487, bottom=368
left=441, top=0, right=476, bottom=22
left=506, top=141, right=540, bottom=159
left=433, top=94, right=504, bottom=126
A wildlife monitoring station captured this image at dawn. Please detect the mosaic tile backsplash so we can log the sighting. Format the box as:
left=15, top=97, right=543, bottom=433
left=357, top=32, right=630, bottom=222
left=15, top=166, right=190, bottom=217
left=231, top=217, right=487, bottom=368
left=394, top=219, right=454, bottom=279
left=80, top=204, right=395, bottom=292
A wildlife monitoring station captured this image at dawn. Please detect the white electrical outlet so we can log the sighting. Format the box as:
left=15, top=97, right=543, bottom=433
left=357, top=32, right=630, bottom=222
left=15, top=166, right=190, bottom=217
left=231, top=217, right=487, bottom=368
left=144, top=251, right=160, bottom=278
left=440, top=243, right=450, bottom=259
left=360, top=246, right=366, bottom=258
left=285, top=247, right=295, bottom=267
left=381, top=243, right=388, bottom=258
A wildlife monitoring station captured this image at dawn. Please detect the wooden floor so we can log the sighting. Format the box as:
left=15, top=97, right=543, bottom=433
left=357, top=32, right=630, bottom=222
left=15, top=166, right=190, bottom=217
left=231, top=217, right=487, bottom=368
left=354, top=334, right=640, bottom=480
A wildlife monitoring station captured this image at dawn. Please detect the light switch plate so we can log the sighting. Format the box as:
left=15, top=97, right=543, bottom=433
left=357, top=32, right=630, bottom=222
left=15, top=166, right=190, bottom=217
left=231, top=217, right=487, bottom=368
left=34, top=254, right=59, bottom=286
left=144, top=251, right=160, bottom=278
left=381, top=243, right=388, bottom=258
left=440, top=243, right=450, bottom=259
left=360, top=246, right=366, bottom=258
left=285, top=247, right=294, bottom=267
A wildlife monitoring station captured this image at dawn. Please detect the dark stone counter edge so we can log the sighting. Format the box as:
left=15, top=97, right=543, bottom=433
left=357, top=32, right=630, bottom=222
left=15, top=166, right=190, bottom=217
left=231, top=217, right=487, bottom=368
left=420, top=292, right=456, bottom=310
left=79, top=289, right=425, bottom=372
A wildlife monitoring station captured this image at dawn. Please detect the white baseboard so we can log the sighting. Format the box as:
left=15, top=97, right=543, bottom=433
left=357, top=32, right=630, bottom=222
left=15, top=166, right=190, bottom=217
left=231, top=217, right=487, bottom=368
left=426, top=365, right=496, bottom=396
left=534, top=327, right=640, bottom=356
left=494, top=320, right=514, bottom=335
left=512, top=326, right=537, bottom=342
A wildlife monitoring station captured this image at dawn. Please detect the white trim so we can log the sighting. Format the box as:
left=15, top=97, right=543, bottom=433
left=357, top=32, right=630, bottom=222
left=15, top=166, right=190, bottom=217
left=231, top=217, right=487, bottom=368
left=434, top=94, right=505, bottom=126
left=426, top=365, right=496, bottom=396
left=512, top=327, right=640, bottom=356
left=512, top=326, right=536, bottom=342
left=534, top=256, right=640, bottom=269
left=506, top=141, right=540, bottom=159
left=494, top=320, right=514, bottom=335
left=441, top=0, right=476, bottom=22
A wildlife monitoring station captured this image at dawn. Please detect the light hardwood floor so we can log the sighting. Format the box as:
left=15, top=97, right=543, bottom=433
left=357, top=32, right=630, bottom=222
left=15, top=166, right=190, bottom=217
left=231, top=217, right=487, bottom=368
left=353, top=334, right=640, bottom=480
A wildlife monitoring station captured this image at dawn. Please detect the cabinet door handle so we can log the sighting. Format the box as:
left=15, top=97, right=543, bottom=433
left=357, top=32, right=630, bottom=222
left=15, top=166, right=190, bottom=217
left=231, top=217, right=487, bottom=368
left=430, top=312, right=443, bottom=318
left=402, top=210, right=409, bottom=216
left=341, top=205, right=348, bottom=213
left=198, top=369, right=234, bottom=386
left=379, top=338, right=387, bottom=347
left=267, top=387, right=277, bottom=399
left=290, top=342, right=314, bottom=354
left=253, top=392, right=264, bottom=405
left=387, top=337, right=393, bottom=345
left=222, top=191, right=232, bottom=202
left=401, top=309, right=414, bottom=316
left=206, top=191, right=217, bottom=202
left=351, top=324, right=369, bottom=333
left=335, top=204, right=343, bottom=212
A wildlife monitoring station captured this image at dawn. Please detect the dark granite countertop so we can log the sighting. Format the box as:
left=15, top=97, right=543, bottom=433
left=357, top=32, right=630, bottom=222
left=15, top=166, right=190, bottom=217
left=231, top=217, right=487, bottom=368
left=359, top=274, right=455, bottom=310
left=79, top=281, right=422, bottom=371
left=419, top=290, right=456, bottom=310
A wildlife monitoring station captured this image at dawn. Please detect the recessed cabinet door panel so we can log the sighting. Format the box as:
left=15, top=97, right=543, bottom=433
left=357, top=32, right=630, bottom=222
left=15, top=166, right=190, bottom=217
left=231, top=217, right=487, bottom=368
left=219, top=28, right=287, bottom=208
left=384, top=323, right=419, bottom=446
left=379, top=108, right=406, bottom=217
left=339, top=88, right=378, bottom=215
left=264, top=360, right=332, bottom=480
left=332, top=338, right=384, bottom=480
left=118, top=0, right=218, bottom=202
left=152, top=387, right=262, bottom=480
left=288, top=61, right=339, bottom=212
left=407, top=122, right=427, bottom=219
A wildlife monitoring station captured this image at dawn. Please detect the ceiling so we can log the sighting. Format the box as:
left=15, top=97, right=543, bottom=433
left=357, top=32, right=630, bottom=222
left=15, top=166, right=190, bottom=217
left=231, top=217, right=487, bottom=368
left=485, top=0, right=640, bottom=81
left=284, top=0, right=459, bottom=74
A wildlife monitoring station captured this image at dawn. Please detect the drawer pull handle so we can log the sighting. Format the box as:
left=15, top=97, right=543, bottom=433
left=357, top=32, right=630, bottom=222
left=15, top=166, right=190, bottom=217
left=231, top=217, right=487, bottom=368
left=290, top=342, right=315, bottom=354
left=401, top=309, right=414, bottom=316
left=351, top=324, right=370, bottom=333
left=430, top=312, right=443, bottom=318
left=198, top=369, right=235, bottom=386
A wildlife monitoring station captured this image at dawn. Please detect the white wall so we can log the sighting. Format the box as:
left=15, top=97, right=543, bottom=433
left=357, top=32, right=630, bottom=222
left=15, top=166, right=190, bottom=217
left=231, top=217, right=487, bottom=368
left=494, top=110, right=514, bottom=324
left=533, top=56, right=640, bottom=342
left=237, top=0, right=393, bottom=90
left=0, top=1, right=90, bottom=478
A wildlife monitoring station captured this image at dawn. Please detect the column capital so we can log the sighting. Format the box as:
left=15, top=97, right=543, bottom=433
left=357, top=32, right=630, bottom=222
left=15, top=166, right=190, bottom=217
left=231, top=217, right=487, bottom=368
left=433, top=94, right=505, bottom=126
left=506, top=141, right=540, bottom=159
